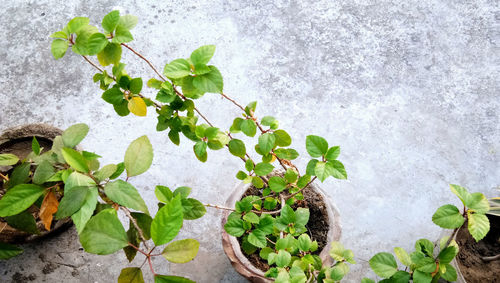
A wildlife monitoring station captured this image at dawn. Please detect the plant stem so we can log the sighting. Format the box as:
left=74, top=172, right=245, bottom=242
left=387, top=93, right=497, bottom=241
left=128, top=242, right=148, bottom=256
left=286, top=176, right=317, bottom=200
left=147, top=255, right=156, bottom=276
left=266, top=237, right=276, bottom=245
left=0, top=172, right=9, bottom=181
left=121, top=206, right=150, bottom=250
left=121, top=43, right=167, bottom=82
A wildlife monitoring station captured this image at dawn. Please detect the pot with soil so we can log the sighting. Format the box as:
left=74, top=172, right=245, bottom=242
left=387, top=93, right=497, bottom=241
left=221, top=171, right=342, bottom=282
left=0, top=123, right=72, bottom=244
left=452, top=214, right=500, bottom=283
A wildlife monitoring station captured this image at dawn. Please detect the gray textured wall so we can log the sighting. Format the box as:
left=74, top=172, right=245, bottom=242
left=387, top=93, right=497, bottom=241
left=0, top=0, right=498, bottom=282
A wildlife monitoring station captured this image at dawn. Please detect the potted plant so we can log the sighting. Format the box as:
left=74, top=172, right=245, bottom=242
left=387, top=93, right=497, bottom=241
left=0, top=123, right=207, bottom=282
left=50, top=11, right=352, bottom=282
left=362, top=184, right=493, bottom=283
left=0, top=123, right=73, bottom=245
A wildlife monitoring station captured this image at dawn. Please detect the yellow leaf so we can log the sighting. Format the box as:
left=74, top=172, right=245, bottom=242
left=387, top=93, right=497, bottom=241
left=128, top=97, right=147, bottom=116
left=40, top=191, right=59, bottom=231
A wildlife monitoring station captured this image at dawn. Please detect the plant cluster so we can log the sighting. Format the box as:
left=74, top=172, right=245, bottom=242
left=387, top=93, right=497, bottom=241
left=0, top=124, right=206, bottom=282
left=49, top=10, right=350, bottom=282
left=363, top=185, right=491, bottom=283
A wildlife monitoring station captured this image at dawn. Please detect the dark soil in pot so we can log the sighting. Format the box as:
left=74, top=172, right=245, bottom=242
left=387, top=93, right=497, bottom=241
left=0, top=124, right=72, bottom=244
left=456, top=214, right=500, bottom=283
left=239, top=176, right=330, bottom=272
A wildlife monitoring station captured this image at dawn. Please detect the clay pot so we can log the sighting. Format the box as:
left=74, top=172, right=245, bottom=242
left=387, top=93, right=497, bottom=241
left=0, top=123, right=72, bottom=244
left=221, top=179, right=342, bottom=282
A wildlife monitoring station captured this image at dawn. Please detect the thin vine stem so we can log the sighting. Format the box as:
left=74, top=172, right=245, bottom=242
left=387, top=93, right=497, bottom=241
left=287, top=176, right=317, bottom=200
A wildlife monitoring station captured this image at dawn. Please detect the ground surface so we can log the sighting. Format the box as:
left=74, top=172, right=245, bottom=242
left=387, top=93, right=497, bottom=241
left=0, top=0, right=498, bottom=282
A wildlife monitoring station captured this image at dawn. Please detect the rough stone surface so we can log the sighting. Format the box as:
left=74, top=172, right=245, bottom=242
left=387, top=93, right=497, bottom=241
left=0, top=0, right=498, bottom=282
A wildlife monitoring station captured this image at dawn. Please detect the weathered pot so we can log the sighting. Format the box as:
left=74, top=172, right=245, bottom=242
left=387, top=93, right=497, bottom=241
left=221, top=179, right=342, bottom=282
left=0, top=123, right=73, bottom=244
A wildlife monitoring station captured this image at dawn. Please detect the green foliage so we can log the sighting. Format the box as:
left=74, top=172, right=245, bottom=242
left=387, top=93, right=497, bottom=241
left=124, top=135, right=153, bottom=177
left=0, top=242, right=23, bottom=260
left=104, top=180, right=149, bottom=214
left=151, top=194, right=183, bottom=245
left=162, top=239, right=200, bottom=263
left=0, top=153, right=19, bottom=166
left=0, top=184, right=45, bottom=217
left=79, top=209, right=128, bottom=255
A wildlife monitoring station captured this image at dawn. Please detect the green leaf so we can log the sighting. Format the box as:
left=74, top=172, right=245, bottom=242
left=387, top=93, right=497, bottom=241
left=102, top=86, right=123, bottom=104
left=257, top=214, right=274, bottom=234
left=181, top=198, right=206, bottom=220
left=117, top=15, right=138, bottom=30
left=295, top=208, right=310, bottom=227
left=151, top=195, right=183, bottom=245
left=51, top=39, right=69, bottom=59
left=130, top=212, right=152, bottom=240
left=0, top=153, right=19, bottom=166
left=224, top=218, right=245, bottom=237
left=0, top=184, right=45, bottom=217
left=314, top=161, right=332, bottom=182
left=259, top=133, right=276, bottom=154
left=394, top=247, right=412, bottom=266
left=94, top=164, right=118, bottom=182
left=105, top=180, right=149, bottom=214
left=450, top=184, right=471, bottom=207
left=325, top=146, right=340, bottom=160
left=440, top=263, right=457, bottom=282
left=412, top=270, right=432, bottom=283
left=129, top=78, right=143, bottom=94
left=118, top=267, right=144, bottom=283
left=305, top=135, right=328, bottom=157
left=327, top=160, right=347, bottom=179
left=243, top=212, right=260, bottom=224
left=62, top=123, right=89, bottom=148
left=280, top=205, right=296, bottom=224
left=124, top=135, right=153, bottom=177
left=112, top=25, right=133, bottom=43
left=174, top=186, right=191, bottom=198
left=155, top=275, right=194, bottom=283
left=71, top=186, right=98, bottom=234
left=64, top=171, right=95, bottom=190
left=164, top=59, right=191, bottom=79
left=298, top=234, right=312, bottom=252
left=467, top=192, right=490, bottom=213
left=438, top=246, right=458, bottom=264
left=87, top=33, right=108, bottom=55
left=0, top=242, right=23, bottom=260
left=190, top=45, right=215, bottom=66
left=193, top=141, right=207, bottom=162
left=6, top=163, right=30, bottom=189
left=369, top=252, right=398, bottom=278
left=33, top=160, right=55, bottom=184
left=468, top=213, right=490, bottom=241
left=162, top=239, right=200, bottom=263
left=388, top=271, right=410, bottom=283
left=432, top=204, right=465, bottom=229
left=361, top=279, right=375, bottom=283
left=273, top=130, right=291, bottom=147
left=193, top=66, right=223, bottom=93
left=67, top=17, right=89, bottom=33
left=274, top=148, right=299, bottom=160
left=102, top=10, right=120, bottom=33
left=415, top=239, right=434, bottom=257
left=32, top=137, right=41, bottom=155
left=240, top=119, right=257, bottom=137
left=155, top=185, right=173, bottom=203
left=50, top=31, right=68, bottom=39
left=284, top=169, right=298, bottom=183
left=244, top=101, right=257, bottom=116
left=245, top=159, right=254, bottom=171
left=330, top=262, right=349, bottom=281
left=61, top=148, right=89, bottom=172
left=55, top=186, right=88, bottom=219
left=97, top=43, right=122, bottom=66
left=5, top=210, right=39, bottom=234
left=276, top=250, right=292, bottom=267
left=228, top=139, right=246, bottom=158
left=254, top=162, right=274, bottom=176
left=306, top=159, right=318, bottom=176
left=247, top=229, right=266, bottom=248
left=269, top=176, right=287, bottom=193
left=79, top=208, right=128, bottom=255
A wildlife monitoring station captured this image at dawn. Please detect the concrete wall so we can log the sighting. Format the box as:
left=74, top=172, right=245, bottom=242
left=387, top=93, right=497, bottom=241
left=0, top=0, right=498, bottom=282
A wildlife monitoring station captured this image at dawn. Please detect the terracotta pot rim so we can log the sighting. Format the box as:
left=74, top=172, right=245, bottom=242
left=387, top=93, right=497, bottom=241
left=0, top=123, right=73, bottom=244
left=221, top=177, right=342, bottom=282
